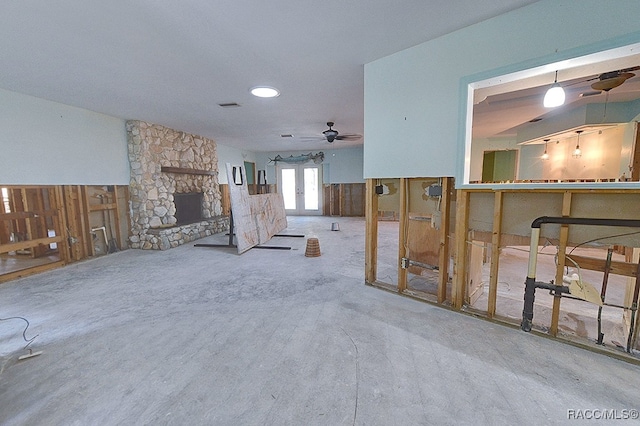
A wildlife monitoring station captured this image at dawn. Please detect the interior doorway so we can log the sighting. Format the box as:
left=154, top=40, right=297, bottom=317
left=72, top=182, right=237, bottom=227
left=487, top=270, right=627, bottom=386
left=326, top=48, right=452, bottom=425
left=277, top=163, right=323, bottom=215
left=482, top=150, right=517, bottom=182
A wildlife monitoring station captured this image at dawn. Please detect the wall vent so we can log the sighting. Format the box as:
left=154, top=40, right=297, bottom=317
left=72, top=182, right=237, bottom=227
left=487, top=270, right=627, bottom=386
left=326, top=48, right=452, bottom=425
left=218, top=102, right=241, bottom=108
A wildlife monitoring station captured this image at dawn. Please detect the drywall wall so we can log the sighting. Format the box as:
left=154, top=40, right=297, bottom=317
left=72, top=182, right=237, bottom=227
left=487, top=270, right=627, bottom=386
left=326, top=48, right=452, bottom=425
left=255, top=147, right=364, bottom=185
left=216, top=144, right=257, bottom=184
left=0, top=88, right=128, bottom=185
left=518, top=125, right=628, bottom=181
left=364, top=0, right=640, bottom=180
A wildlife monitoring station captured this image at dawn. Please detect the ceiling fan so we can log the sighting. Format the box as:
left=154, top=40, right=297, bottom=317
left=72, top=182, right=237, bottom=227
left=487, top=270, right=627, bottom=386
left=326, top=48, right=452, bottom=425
left=301, top=122, right=362, bottom=143
left=588, top=67, right=640, bottom=92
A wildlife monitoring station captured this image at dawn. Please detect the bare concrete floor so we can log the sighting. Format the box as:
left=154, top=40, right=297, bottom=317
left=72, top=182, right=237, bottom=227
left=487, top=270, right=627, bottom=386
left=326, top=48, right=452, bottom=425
left=1, top=216, right=639, bottom=425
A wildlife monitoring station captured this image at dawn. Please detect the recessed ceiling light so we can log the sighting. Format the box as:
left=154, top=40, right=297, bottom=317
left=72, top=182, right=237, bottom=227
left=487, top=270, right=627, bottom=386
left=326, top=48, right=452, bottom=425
left=250, top=86, right=280, bottom=98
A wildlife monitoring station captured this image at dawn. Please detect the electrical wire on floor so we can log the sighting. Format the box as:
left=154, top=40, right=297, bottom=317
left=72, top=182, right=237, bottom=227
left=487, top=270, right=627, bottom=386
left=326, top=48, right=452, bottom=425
left=0, top=316, right=42, bottom=360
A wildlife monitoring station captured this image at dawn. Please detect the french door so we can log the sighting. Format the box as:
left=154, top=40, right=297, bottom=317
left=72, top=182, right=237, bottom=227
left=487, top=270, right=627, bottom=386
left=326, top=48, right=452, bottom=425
left=277, top=164, right=323, bottom=215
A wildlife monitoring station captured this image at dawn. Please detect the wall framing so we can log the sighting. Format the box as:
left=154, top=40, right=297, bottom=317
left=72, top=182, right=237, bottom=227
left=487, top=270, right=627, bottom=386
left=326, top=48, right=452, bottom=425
left=1, top=185, right=129, bottom=283
left=365, top=182, right=640, bottom=360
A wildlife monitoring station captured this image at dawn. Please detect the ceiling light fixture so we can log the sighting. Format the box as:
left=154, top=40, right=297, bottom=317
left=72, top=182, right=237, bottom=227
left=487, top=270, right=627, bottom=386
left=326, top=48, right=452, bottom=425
left=250, top=86, right=280, bottom=98
left=573, top=130, right=583, bottom=159
left=541, top=139, right=550, bottom=160
left=543, top=71, right=565, bottom=108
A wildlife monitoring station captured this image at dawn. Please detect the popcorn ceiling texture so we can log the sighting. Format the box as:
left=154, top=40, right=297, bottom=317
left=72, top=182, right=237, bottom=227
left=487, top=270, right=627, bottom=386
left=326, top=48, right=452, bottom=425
left=127, top=120, right=228, bottom=250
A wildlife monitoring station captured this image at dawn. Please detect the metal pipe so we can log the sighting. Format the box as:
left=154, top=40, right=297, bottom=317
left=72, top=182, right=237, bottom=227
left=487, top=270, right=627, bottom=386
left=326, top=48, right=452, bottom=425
left=403, top=258, right=438, bottom=270
left=521, top=227, right=540, bottom=332
left=522, top=216, right=640, bottom=333
left=91, top=226, right=108, bottom=253
left=531, top=216, right=640, bottom=229
left=626, top=262, right=640, bottom=353
left=597, top=248, right=613, bottom=345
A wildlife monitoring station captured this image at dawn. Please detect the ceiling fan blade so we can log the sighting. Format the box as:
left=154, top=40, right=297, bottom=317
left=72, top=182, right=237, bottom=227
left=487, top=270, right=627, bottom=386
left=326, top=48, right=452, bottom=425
left=620, top=66, right=640, bottom=73
left=336, top=134, right=362, bottom=141
left=591, top=76, right=627, bottom=91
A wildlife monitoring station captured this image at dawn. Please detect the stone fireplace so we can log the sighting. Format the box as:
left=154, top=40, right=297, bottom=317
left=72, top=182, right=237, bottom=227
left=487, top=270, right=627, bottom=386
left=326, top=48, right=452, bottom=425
left=126, top=120, right=228, bottom=250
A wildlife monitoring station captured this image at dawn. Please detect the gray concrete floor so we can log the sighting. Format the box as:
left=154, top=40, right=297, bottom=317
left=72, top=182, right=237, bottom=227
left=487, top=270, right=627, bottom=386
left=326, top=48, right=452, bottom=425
left=1, top=216, right=639, bottom=425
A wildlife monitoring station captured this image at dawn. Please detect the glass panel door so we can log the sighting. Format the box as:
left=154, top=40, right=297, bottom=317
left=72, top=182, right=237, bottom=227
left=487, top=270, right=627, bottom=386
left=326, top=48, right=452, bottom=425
left=278, top=164, right=322, bottom=215
left=281, top=168, right=297, bottom=210
left=303, top=166, right=319, bottom=210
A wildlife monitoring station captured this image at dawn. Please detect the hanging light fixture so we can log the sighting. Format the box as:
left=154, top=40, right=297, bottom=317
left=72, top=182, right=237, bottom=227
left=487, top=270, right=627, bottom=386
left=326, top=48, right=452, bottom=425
left=541, top=139, right=550, bottom=160
left=543, top=71, right=565, bottom=108
left=573, top=130, right=583, bottom=158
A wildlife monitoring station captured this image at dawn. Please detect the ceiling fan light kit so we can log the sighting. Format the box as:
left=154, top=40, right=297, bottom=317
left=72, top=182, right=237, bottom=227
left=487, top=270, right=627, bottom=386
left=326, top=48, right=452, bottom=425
left=323, top=122, right=339, bottom=142
left=319, top=122, right=361, bottom=143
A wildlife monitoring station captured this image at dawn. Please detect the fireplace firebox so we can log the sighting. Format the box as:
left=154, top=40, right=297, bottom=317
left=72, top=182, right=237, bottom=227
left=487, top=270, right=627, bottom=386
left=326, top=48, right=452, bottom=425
left=174, top=192, right=203, bottom=225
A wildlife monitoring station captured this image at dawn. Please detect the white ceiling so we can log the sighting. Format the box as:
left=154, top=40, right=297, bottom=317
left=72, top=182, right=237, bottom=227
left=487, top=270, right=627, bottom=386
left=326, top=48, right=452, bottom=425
left=0, top=0, right=541, bottom=152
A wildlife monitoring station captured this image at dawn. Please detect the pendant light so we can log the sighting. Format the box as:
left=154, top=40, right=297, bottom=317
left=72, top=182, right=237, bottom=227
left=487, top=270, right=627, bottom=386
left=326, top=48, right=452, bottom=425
left=572, top=130, right=583, bottom=159
left=541, top=139, right=550, bottom=160
left=543, top=71, right=565, bottom=108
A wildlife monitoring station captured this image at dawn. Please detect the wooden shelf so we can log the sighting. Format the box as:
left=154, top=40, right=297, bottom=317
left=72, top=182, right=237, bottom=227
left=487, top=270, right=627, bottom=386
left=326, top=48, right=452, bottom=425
left=160, top=166, right=216, bottom=176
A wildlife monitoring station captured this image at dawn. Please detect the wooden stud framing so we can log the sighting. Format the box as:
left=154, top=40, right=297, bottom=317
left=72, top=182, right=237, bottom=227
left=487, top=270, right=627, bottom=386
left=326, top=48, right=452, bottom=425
left=564, top=254, right=638, bottom=277
left=550, top=191, right=572, bottom=336
left=81, top=186, right=95, bottom=257
left=339, top=184, right=345, bottom=218
left=487, top=191, right=503, bottom=317
left=0, top=260, right=66, bottom=284
left=112, top=186, right=123, bottom=249
left=64, top=186, right=83, bottom=261
left=437, top=177, right=453, bottom=303
left=1, top=184, right=130, bottom=283
left=0, top=190, right=8, bottom=244
left=0, top=236, right=62, bottom=255
left=365, top=179, right=378, bottom=284
left=54, top=186, right=70, bottom=264
left=363, top=180, right=640, bottom=357
left=452, top=189, right=470, bottom=309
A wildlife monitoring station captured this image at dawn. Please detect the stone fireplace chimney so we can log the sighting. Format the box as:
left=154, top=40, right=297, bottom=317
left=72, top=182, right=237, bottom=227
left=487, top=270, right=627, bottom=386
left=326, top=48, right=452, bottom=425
left=127, top=120, right=228, bottom=250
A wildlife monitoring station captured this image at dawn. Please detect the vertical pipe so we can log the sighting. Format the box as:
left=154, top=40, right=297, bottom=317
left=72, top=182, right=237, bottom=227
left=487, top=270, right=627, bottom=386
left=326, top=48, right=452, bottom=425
left=596, top=248, right=613, bottom=345
left=626, top=262, right=640, bottom=352
left=521, top=227, right=541, bottom=332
